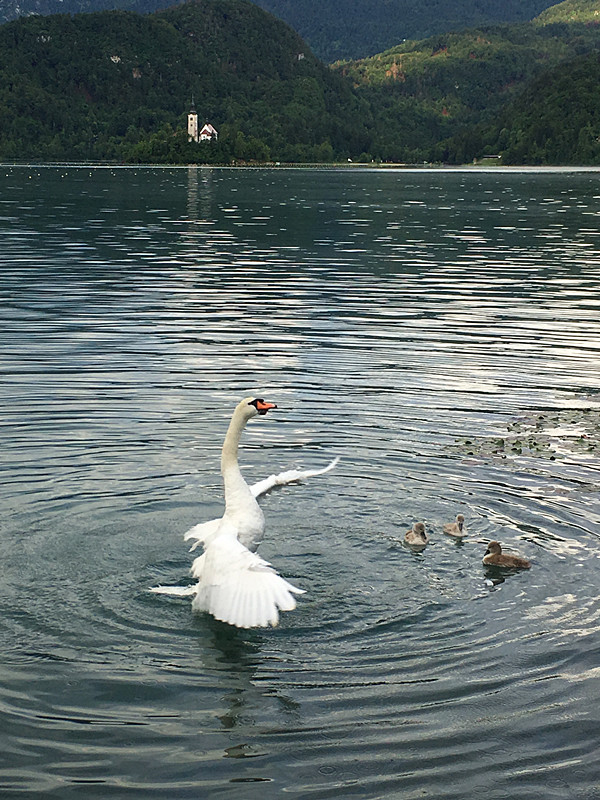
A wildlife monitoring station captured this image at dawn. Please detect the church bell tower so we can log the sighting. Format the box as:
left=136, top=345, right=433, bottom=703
left=187, top=99, right=199, bottom=143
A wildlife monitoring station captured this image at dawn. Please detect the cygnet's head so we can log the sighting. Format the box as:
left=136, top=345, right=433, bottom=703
left=413, top=522, right=427, bottom=539
left=485, top=541, right=502, bottom=555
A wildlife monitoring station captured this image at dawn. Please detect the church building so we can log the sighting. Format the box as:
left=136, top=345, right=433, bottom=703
left=188, top=103, right=218, bottom=143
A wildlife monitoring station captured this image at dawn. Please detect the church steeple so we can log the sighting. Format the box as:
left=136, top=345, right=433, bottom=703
left=187, top=96, right=199, bottom=142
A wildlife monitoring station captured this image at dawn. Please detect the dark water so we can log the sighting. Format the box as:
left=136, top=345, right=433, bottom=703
left=1, top=165, right=600, bottom=799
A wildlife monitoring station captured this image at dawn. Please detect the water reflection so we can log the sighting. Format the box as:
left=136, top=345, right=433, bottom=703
left=1, top=166, right=600, bottom=798
left=186, top=165, right=214, bottom=223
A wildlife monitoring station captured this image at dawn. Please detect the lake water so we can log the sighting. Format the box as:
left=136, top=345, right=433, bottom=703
left=1, top=165, right=600, bottom=799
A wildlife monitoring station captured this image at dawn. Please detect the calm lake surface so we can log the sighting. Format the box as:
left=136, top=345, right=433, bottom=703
left=1, top=165, right=600, bottom=799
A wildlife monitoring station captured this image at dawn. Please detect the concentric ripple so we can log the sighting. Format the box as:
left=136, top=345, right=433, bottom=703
left=1, top=165, right=600, bottom=799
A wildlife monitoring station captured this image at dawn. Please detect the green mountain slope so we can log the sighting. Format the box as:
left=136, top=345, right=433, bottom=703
left=0, top=0, right=370, bottom=162
left=535, top=0, right=600, bottom=24
left=3, top=0, right=600, bottom=164
left=252, top=0, right=558, bottom=61
left=0, top=0, right=560, bottom=62
left=448, top=51, right=600, bottom=164
left=334, top=10, right=600, bottom=162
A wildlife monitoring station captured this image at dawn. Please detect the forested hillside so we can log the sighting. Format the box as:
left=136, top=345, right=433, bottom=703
left=334, top=12, right=600, bottom=162
left=0, top=0, right=369, bottom=162
left=3, top=0, right=600, bottom=164
left=252, top=0, right=557, bottom=61
left=1, top=0, right=559, bottom=61
left=446, top=51, right=600, bottom=164
left=535, top=0, right=600, bottom=24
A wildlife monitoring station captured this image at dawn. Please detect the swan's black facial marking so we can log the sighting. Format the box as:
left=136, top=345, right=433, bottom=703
left=249, top=398, right=277, bottom=415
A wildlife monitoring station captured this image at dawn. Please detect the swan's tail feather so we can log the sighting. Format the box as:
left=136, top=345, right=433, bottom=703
left=149, top=584, right=197, bottom=597
left=250, top=456, right=340, bottom=498
left=191, top=553, right=206, bottom=580
left=192, top=539, right=304, bottom=628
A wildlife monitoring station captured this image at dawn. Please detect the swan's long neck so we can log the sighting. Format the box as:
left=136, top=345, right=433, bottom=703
left=221, top=408, right=252, bottom=505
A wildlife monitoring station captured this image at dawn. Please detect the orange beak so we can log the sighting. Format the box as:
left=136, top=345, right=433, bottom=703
left=256, top=400, right=277, bottom=415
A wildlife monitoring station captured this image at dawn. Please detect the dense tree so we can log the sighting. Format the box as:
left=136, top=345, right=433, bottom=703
left=478, top=52, right=600, bottom=164
left=0, top=0, right=561, bottom=62
left=0, top=0, right=371, bottom=163
left=3, top=0, right=600, bottom=164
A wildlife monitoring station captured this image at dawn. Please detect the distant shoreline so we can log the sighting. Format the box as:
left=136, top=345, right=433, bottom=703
left=3, top=161, right=600, bottom=173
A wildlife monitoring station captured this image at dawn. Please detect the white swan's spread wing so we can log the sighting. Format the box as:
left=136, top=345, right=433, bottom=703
left=183, top=518, right=221, bottom=550
left=191, top=534, right=304, bottom=629
left=183, top=457, right=339, bottom=551
left=250, top=456, right=340, bottom=498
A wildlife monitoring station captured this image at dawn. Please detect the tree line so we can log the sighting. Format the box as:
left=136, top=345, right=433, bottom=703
left=1, top=0, right=600, bottom=165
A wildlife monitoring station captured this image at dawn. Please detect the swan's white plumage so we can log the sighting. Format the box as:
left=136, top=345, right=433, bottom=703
left=249, top=457, right=340, bottom=499
left=183, top=518, right=221, bottom=550
left=151, top=396, right=334, bottom=629
left=184, top=457, right=340, bottom=551
left=189, top=523, right=304, bottom=628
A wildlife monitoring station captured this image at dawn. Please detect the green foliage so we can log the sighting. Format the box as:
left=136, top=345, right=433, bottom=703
left=0, top=0, right=370, bottom=163
left=0, top=0, right=561, bottom=62
left=450, top=51, right=600, bottom=164
left=335, top=13, right=600, bottom=162
left=535, top=0, right=600, bottom=24
left=253, top=0, right=558, bottom=61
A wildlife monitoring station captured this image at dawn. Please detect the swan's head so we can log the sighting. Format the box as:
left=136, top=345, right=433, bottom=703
left=485, top=541, right=502, bottom=556
left=238, top=396, right=277, bottom=420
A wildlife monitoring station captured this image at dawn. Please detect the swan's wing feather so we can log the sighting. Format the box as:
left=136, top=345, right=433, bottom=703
left=249, top=475, right=278, bottom=498
left=149, top=584, right=197, bottom=597
left=250, top=456, right=340, bottom=498
left=182, top=458, right=339, bottom=551
left=184, top=518, right=221, bottom=550
left=192, top=535, right=304, bottom=629
left=191, top=553, right=206, bottom=580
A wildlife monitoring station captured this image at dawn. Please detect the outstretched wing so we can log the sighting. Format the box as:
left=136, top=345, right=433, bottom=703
left=183, top=517, right=221, bottom=551
left=191, top=533, right=304, bottom=629
left=250, top=456, right=340, bottom=498
left=182, top=457, right=339, bottom=550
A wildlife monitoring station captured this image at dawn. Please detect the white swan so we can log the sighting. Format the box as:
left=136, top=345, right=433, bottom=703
left=151, top=396, right=338, bottom=628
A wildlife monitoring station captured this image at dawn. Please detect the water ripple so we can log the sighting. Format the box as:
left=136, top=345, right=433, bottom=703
left=1, top=166, right=600, bottom=798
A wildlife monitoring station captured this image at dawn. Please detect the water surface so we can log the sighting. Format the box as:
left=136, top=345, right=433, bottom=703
left=1, top=165, right=600, bottom=799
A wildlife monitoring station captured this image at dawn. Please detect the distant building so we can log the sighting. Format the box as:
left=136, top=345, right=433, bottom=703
left=199, top=123, right=218, bottom=142
left=187, top=103, right=199, bottom=142
left=187, top=102, right=218, bottom=143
